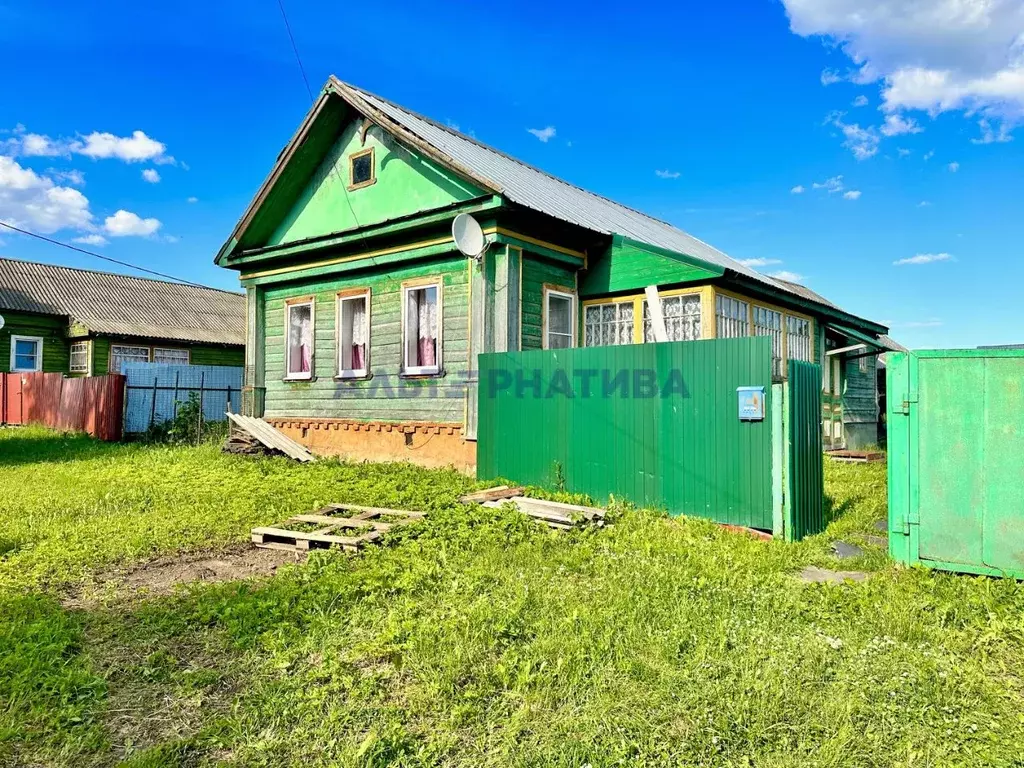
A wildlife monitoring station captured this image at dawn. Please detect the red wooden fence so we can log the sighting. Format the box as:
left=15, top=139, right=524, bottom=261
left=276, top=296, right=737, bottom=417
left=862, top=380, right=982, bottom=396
left=0, top=372, right=125, bottom=441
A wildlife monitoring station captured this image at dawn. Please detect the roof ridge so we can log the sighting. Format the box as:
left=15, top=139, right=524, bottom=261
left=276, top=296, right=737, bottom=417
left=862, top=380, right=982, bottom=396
left=0, top=256, right=243, bottom=297
left=338, top=79, right=678, bottom=230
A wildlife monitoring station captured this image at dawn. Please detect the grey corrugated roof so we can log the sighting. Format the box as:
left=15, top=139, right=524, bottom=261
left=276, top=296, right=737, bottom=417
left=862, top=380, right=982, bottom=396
left=773, top=279, right=841, bottom=311
left=345, top=80, right=791, bottom=295
left=0, top=258, right=245, bottom=346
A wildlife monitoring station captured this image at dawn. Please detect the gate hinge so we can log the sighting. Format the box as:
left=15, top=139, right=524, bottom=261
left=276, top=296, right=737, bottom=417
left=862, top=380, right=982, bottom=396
left=898, top=392, right=919, bottom=415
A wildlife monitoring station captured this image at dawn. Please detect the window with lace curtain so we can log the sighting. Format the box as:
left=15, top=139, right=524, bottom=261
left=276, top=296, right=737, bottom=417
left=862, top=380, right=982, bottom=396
left=337, top=290, right=370, bottom=378
left=643, top=294, right=701, bottom=342
left=584, top=301, right=634, bottom=346
left=403, top=282, right=441, bottom=375
left=285, top=300, right=314, bottom=380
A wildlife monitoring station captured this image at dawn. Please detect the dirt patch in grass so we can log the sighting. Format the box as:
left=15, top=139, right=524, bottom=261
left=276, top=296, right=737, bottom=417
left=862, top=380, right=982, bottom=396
left=64, top=544, right=301, bottom=608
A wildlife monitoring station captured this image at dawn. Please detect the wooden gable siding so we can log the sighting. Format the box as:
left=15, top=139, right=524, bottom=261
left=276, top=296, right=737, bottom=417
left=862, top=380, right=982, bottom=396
left=520, top=254, right=578, bottom=350
left=0, top=311, right=69, bottom=374
left=267, top=119, right=484, bottom=248
left=261, top=254, right=470, bottom=422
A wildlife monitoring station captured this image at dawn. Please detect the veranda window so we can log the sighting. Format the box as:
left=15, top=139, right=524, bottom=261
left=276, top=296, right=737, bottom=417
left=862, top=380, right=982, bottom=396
left=753, top=306, right=783, bottom=378
left=544, top=289, right=576, bottom=349
left=715, top=295, right=749, bottom=339
left=109, top=344, right=150, bottom=372
left=337, top=291, right=370, bottom=378
left=584, top=301, right=633, bottom=346
left=285, top=300, right=314, bottom=379
left=403, top=283, right=440, bottom=375
left=786, top=316, right=812, bottom=363
left=643, top=294, right=701, bottom=342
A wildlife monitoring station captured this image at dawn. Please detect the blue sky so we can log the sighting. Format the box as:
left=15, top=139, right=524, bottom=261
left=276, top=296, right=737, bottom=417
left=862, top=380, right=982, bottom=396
left=2, top=0, right=1023, bottom=348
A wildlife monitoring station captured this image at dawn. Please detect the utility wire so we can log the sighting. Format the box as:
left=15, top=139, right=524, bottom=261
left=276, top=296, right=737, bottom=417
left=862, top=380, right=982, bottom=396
left=0, top=221, right=212, bottom=289
left=276, top=0, right=314, bottom=102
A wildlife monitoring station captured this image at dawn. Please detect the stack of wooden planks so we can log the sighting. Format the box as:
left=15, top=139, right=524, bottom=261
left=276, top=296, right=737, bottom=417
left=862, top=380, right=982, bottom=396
left=460, top=486, right=606, bottom=530
left=225, top=413, right=316, bottom=462
left=252, top=504, right=425, bottom=552
left=827, top=449, right=885, bottom=464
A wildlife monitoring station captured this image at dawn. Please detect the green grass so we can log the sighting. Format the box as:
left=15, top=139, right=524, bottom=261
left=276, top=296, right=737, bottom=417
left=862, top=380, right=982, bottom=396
left=1, top=426, right=1023, bottom=767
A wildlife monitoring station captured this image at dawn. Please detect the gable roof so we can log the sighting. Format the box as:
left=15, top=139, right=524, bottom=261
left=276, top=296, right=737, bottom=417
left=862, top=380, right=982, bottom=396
left=221, top=77, right=885, bottom=333
left=0, top=258, right=245, bottom=346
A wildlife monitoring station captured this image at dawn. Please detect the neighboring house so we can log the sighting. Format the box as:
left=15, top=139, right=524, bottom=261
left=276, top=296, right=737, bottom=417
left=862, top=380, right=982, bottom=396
left=216, top=77, right=891, bottom=469
left=0, top=258, right=245, bottom=376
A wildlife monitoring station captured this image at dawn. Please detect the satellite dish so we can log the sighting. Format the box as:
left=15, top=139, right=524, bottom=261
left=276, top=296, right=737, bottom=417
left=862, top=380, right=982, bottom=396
left=452, top=213, right=487, bottom=260
left=0, top=313, right=5, bottom=331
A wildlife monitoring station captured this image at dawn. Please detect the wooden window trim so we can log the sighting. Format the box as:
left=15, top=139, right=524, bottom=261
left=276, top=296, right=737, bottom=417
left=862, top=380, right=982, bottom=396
left=284, top=297, right=315, bottom=381
left=335, top=288, right=371, bottom=380
left=153, top=347, right=191, bottom=364
left=542, top=284, right=577, bottom=350
left=10, top=334, right=44, bottom=373
left=401, top=279, right=443, bottom=377
left=108, top=344, right=152, bottom=373
left=347, top=147, right=376, bottom=191
left=69, top=340, right=92, bottom=375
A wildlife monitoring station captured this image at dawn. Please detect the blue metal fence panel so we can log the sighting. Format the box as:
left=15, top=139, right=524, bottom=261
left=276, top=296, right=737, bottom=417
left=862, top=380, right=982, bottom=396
left=122, top=363, right=243, bottom=433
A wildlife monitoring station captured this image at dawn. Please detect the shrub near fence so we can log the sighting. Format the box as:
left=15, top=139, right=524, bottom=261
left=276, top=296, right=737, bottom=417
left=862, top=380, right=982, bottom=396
left=0, top=372, right=125, bottom=441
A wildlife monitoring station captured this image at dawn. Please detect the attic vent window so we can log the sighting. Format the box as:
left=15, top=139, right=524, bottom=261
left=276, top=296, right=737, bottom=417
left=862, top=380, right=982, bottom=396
left=348, top=148, right=375, bottom=190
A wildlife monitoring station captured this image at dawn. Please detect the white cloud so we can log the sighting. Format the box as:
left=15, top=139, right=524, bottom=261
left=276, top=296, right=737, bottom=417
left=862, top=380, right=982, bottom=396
left=828, top=113, right=880, bottom=159
left=904, top=318, right=943, bottom=328
left=0, top=156, right=93, bottom=233
left=21, top=133, right=64, bottom=157
left=739, top=257, right=783, bottom=268
left=897, top=147, right=911, bottom=157
left=821, top=68, right=843, bottom=85
left=782, top=0, right=1024, bottom=130
left=923, top=149, right=935, bottom=160
left=948, top=161, right=960, bottom=172
left=791, top=184, right=806, bottom=194
left=48, top=168, right=85, bottom=186
left=973, top=118, right=1013, bottom=144
left=843, top=189, right=862, bottom=200
left=894, top=252, right=953, bottom=265
left=918, top=200, right=932, bottom=207
left=76, top=130, right=172, bottom=163
left=852, top=94, right=869, bottom=107
left=655, top=169, right=681, bottom=179
left=186, top=196, right=198, bottom=203
left=813, top=175, right=845, bottom=193
left=72, top=234, right=108, bottom=246
left=770, top=270, right=806, bottom=282
left=527, top=126, right=556, bottom=143
left=103, top=209, right=161, bottom=237
left=880, top=113, right=923, bottom=136
left=141, top=168, right=161, bottom=183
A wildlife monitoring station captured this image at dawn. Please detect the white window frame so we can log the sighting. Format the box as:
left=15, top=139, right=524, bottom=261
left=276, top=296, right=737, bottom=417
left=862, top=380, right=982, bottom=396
left=543, top=287, right=577, bottom=350
left=584, top=300, right=635, bottom=347
left=153, top=347, right=190, bottom=365
left=109, top=344, right=152, bottom=372
left=336, top=289, right=371, bottom=379
left=284, top=299, right=315, bottom=381
left=401, top=281, right=443, bottom=376
left=69, top=340, right=91, bottom=374
left=10, top=335, right=44, bottom=373
left=643, top=293, right=702, bottom=343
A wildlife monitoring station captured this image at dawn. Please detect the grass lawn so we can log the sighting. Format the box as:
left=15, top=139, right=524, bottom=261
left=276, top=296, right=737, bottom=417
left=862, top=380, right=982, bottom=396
left=1, top=427, right=1022, bottom=767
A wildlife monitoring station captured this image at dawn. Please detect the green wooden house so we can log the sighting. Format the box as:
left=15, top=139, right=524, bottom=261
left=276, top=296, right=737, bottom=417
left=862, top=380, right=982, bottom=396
left=216, top=77, right=890, bottom=470
left=0, top=258, right=245, bottom=377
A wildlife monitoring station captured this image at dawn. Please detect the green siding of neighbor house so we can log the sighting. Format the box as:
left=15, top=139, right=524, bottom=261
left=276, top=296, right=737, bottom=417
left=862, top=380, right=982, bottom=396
left=91, top=337, right=244, bottom=375
left=0, top=311, right=70, bottom=374
left=520, top=254, right=579, bottom=350
left=267, top=119, right=484, bottom=247
left=261, top=254, right=470, bottom=422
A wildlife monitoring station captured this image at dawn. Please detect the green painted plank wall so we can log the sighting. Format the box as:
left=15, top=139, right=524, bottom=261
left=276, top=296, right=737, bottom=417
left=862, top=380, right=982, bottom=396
left=478, top=337, right=775, bottom=529
left=843, top=355, right=878, bottom=424
left=261, top=254, right=470, bottom=422
left=521, top=253, right=577, bottom=350
left=91, top=337, right=243, bottom=375
left=0, top=311, right=69, bottom=373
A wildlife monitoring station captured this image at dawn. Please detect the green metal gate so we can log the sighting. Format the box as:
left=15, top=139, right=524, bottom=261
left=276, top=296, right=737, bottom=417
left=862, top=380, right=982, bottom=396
left=477, top=337, right=825, bottom=539
left=888, top=349, right=1024, bottom=578
left=785, top=360, right=824, bottom=541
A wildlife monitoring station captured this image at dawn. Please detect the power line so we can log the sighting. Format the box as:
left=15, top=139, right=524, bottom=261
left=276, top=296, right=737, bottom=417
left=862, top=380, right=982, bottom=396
left=276, top=0, right=314, bottom=101
left=0, top=221, right=211, bottom=289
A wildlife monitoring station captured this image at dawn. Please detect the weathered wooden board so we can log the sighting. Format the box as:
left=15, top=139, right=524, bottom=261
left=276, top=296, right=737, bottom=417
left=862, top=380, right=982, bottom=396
left=226, top=412, right=316, bottom=462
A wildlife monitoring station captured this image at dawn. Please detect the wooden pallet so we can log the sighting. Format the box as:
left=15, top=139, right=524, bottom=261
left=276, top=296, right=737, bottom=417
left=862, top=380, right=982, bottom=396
left=466, top=486, right=605, bottom=530
left=827, top=450, right=885, bottom=463
left=252, top=504, right=425, bottom=552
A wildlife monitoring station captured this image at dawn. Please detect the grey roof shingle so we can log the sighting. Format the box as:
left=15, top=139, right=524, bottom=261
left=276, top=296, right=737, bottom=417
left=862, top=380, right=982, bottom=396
left=346, top=80, right=792, bottom=295
left=0, top=258, right=245, bottom=346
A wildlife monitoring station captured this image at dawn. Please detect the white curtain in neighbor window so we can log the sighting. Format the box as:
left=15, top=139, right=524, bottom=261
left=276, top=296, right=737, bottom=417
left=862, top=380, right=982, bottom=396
left=110, top=345, right=150, bottom=372
left=585, top=302, right=633, bottom=346
left=287, top=304, right=313, bottom=376
left=546, top=293, right=574, bottom=349
left=339, top=295, right=368, bottom=373
left=153, top=348, right=189, bottom=365
left=405, top=286, right=438, bottom=369
left=644, top=295, right=701, bottom=343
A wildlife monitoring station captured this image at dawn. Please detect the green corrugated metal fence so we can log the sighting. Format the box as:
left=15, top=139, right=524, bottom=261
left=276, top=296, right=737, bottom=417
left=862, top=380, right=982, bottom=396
left=888, top=349, right=1024, bottom=578
left=477, top=337, right=778, bottom=531
left=785, top=360, right=825, bottom=541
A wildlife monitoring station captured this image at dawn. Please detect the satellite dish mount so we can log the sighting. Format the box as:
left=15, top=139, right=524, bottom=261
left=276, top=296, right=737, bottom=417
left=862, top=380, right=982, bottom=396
left=452, top=213, right=490, bottom=263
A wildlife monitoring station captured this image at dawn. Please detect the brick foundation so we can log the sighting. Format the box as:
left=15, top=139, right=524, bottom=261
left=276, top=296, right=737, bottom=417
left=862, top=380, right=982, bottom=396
left=265, top=418, right=477, bottom=474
